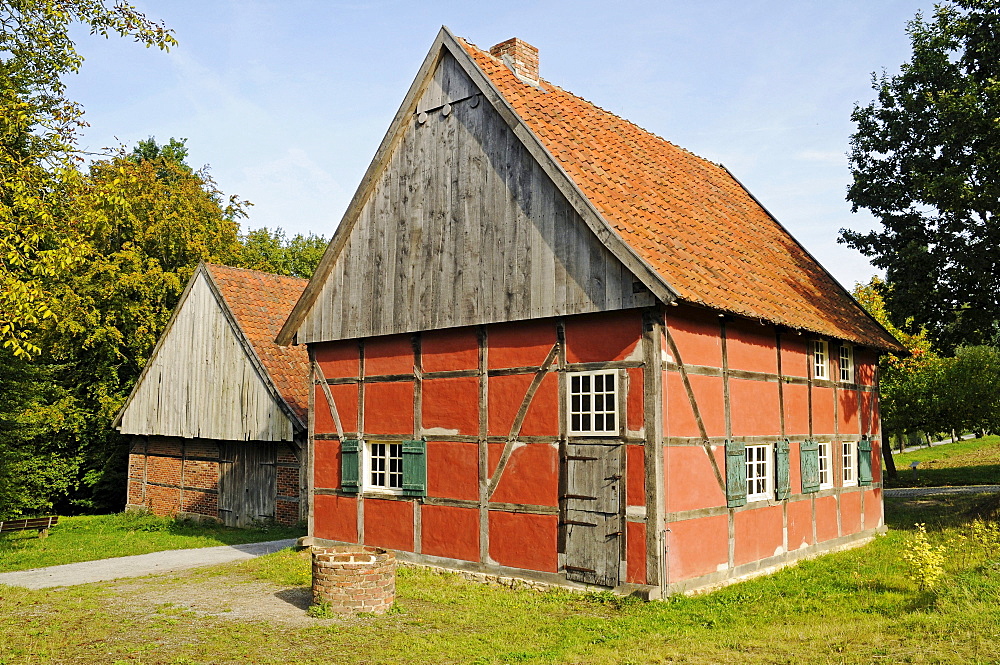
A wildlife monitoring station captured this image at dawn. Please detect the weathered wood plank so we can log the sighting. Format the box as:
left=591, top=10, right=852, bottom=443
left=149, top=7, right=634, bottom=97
left=294, top=53, right=644, bottom=344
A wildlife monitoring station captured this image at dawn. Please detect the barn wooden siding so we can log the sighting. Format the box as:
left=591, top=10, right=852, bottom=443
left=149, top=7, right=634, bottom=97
left=295, top=51, right=654, bottom=344
left=117, top=272, right=295, bottom=442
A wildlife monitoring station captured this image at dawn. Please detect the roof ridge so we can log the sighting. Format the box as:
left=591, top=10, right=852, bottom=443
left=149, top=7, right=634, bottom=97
left=460, top=37, right=721, bottom=172
left=205, top=262, right=310, bottom=285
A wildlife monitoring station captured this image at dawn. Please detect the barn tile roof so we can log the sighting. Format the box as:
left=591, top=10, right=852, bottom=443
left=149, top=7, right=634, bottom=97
left=461, top=39, right=900, bottom=350
left=206, top=264, right=311, bottom=421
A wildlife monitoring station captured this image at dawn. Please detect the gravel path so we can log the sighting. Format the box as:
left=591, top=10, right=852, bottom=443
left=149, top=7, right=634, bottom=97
left=0, top=538, right=296, bottom=590
left=884, top=485, right=1000, bottom=498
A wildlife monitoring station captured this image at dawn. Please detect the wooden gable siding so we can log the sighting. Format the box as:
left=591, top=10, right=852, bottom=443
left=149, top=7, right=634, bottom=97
left=118, top=272, right=295, bottom=442
left=296, top=51, right=653, bottom=344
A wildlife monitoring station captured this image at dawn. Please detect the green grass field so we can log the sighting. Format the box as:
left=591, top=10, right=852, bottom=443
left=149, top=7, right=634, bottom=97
left=887, top=435, right=1000, bottom=488
left=0, top=511, right=304, bottom=572
left=1, top=496, right=999, bottom=664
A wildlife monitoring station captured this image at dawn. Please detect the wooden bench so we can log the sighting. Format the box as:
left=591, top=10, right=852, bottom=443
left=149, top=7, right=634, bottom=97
left=0, top=516, right=59, bottom=538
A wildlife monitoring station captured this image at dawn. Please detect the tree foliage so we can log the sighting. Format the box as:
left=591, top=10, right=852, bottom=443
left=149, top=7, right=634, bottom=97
left=0, top=0, right=176, bottom=357
left=239, top=227, right=327, bottom=279
left=842, top=0, right=1000, bottom=351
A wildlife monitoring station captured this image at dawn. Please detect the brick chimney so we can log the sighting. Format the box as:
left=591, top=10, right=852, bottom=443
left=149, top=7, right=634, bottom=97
left=490, top=38, right=539, bottom=86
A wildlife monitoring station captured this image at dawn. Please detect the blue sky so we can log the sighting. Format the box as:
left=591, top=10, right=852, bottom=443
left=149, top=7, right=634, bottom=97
left=66, top=0, right=936, bottom=290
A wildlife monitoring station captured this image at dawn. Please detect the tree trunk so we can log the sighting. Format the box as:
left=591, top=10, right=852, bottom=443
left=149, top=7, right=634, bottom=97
left=882, top=439, right=897, bottom=480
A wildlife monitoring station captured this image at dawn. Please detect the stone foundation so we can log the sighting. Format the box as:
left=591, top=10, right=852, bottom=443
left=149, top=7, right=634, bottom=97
left=311, top=546, right=396, bottom=614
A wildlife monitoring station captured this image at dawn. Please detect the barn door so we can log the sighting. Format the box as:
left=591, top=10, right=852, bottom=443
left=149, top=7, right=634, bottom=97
left=218, top=442, right=277, bottom=527
left=562, top=442, right=623, bottom=587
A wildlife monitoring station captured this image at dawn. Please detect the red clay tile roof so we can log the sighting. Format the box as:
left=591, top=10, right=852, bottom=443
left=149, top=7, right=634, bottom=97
left=461, top=40, right=899, bottom=350
left=206, top=264, right=310, bottom=422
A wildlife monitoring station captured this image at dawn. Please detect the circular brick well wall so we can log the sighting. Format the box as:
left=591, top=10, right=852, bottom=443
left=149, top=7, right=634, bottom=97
left=311, top=546, right=396, bottom=614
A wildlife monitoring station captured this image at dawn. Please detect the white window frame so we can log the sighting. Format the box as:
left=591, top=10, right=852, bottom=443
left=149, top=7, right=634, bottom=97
left=567, top=370, right=619, bottom=436
left=842, top=440, right=857, bottom=487
left=363, top=439, right=404, bottom=494
left=745, top=444, right=772, bottom=502
left=813, top=340, right=828, bottom=380
left=817, top=441, right=833, bottom=490
left=839, top=344, right=854, bottom=383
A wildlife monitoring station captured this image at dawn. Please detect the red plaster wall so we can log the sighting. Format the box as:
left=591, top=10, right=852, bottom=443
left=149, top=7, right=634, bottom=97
left=315, top=384, right=359, bottom=434
left=422, top=377, right=480, bottom=435
left=728, top=378, right=781, bottom=437
left=864, top=489, right=883, bottom=529
left=665, top=373, right=725, bottom=438
left=787, top=499, right=813, bottom=551
left=427, top=441, right=479, bottom=501
left=422, top=505, right=479, bottom=562
left=839, top=390, right=861, bottom=435
left=783, top=384, right=809, bottom=436
left=489, top=444, right=559, bottom=506
left=726, top=320, right=778, bottom=374
left=626, top=521, right=647, bottom=584
left=780, top=336, right=809, bottom=377
left=364, top=334, right=413, bottom=375
left=664, top=446, right=726, bottom=512
left=625, top=445, right=645, bottom=507
left=840, top=491, right=862, bottom=535
left=564, top=311, right=642, bottom=364
left=315, top=340, right=359, bottom=378
left=855, top=349, right=877, bottom=385
left=364, top=498, right=414, bottom=551
left=487, top=373, right=559, bottom=437
left=313, top=494, right=357, bottom=543
left=815, top=496, right=839, bottom=542
left=733, top=505, right=784, bottom=566
left=313, top=440, right=341, bottom=490
left=667, top=307, right=722, bottom=367
left=363, top=382, right=414, bottom=434
left=488, top=319, right=557, bottom=369
left=812, top=387, right=836, bottom=435
left=668, top=514, right=728, bottom=580
left=488, top=511, right=558, bottom=572
left=422, top=326, right=478, bottom=372
left=626, top=367, right=644, bottom=432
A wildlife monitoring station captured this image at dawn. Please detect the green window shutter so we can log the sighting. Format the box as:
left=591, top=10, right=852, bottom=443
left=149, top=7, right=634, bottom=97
left=775, top=439, right=791, bottom=501
left=725, top=439, right=747, bottom=508
left=402, top=439, right=427, bottom=497
left=800, top=439, right=819, bottom=493
left=341, top=439, right=360, bottom=493
left=859, top=437, right=873, bottom=486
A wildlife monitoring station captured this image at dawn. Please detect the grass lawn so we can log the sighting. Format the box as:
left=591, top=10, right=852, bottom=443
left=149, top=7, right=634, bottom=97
left=887, top=435, right=1000, bottom=488
left=1, top=496, right=999, bottom=664
left=0, top=512, right=304, bottom=572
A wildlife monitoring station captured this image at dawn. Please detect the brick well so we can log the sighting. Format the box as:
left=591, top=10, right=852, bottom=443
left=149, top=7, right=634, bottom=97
left=312, top=546, right=396, bottom=614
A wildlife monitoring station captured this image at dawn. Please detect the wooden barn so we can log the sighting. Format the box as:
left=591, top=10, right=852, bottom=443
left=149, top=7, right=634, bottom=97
left=277, top=29, right=902, bottom=595
left=116, top=263, right=309, bottom=527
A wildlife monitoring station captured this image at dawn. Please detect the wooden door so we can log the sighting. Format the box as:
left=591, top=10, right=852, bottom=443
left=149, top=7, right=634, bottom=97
left=218, top=442, right=277, bottom=527
left=562, top=442, right=623, bottom=587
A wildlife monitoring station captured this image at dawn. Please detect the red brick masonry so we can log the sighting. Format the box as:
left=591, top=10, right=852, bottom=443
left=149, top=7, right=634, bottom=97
left=312, top=546, right=396, bottom=614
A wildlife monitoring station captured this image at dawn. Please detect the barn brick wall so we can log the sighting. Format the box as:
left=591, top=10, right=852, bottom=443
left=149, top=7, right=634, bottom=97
left=126, top=436, right=302, bottom=525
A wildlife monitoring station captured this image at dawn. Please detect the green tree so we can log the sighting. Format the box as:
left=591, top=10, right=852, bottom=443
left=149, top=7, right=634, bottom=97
left=842, top=0, right=1000, bottom=351
left=239, top=227, right=328, bottom=279
left=0, top=1, right=176, bottom=357
left=20, top=138, right=247, bottom=513
left=942, top=345, right=1000, bottom=436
